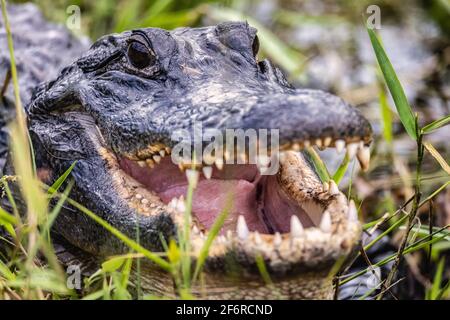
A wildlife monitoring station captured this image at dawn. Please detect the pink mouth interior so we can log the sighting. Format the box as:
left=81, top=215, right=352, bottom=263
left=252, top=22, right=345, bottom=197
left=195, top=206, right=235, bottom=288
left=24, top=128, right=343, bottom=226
left=120, top=156, right=315, bottom=234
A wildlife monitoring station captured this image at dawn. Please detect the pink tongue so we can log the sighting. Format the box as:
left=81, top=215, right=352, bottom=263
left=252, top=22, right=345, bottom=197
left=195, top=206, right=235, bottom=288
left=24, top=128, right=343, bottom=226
left=159, top=179, right=269, bottom=234
left=119, top=157, right=269, bottom=233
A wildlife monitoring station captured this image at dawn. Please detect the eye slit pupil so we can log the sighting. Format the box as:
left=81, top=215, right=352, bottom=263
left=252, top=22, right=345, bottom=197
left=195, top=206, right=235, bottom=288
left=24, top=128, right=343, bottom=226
left=127, top=41, right=154, bottom=69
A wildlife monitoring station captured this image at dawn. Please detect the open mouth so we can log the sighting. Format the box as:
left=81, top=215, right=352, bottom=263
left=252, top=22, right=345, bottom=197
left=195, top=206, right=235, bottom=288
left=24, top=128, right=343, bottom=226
left=110, top=136, right=369, bottom=272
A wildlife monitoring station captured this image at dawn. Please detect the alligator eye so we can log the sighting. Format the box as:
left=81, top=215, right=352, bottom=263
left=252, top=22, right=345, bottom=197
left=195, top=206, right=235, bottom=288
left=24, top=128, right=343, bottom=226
left=252, top=35, right=260, bottom=58
left=127, top=41, right=155, bottom=69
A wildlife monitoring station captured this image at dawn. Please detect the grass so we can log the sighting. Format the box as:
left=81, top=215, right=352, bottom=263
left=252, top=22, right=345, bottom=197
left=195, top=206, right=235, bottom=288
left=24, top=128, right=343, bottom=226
left=1, top=0, right=449, bottom=300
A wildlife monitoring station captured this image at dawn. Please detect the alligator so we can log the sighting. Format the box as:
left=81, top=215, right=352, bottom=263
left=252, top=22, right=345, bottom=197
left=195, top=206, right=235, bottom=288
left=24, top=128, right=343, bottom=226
left=0, top=3, right=373, bottom=299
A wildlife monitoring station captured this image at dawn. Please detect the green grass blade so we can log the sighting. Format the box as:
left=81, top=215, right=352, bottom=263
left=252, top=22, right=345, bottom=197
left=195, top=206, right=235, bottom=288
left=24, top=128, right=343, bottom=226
left=378, top=83, right=393, bottom=144
left=367, top=28, right=417, bottom=140
left=48, top=161, right=77, bottom=197
left=332, top=154, right=350, bottom=184
left=255, top=253, right=272, bottom=285
left=422, top=115, right=450, bottom=134
left=65, top=197, right=172, bottom=272
left=428, top=257, right=445, bottom=300
left=305, top=147, right=330, bottom=182
left=340, top=228, right=448, bottom=285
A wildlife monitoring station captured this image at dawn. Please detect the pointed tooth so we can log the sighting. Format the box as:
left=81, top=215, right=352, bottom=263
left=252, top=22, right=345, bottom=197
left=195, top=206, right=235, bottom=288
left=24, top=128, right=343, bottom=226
left=137, top=161, right=146, bottom=168
left=348, top=200, right=358, bottom=221
left=303, top=140, right=311, bottom=148
left=192, top=225, right=200, bottom=235
left=226, top=230, right=233, bottom=240
left=186, top=169, right=199, bottom=188
left=168, top=198, right=178, bottom=209
left=237, top=215, right=249, bottom=240
left=218, top=235, right=226, bottom=244
left=320, top=211, right=332, bottom=233
left=322, top=181, right=329, bottom=192
left=135, top=193, right=143, bottom=200
left=153, top=155, right=161, bottom=164
left=254, top=231, right=262, bottom=245
left=324, top=137, right=332, bottom=148
left=315, top=138, right=323, bottom=148
left=176, top=200, right=186, bottom=213
left=357, top=146, right=371, bottom=172
left=329, top=180, right=339, bottom=195
left=292, top=143, right=301, bottom=151
left=290, top=215, right=304, bottom=238
left=335, top=139, right=345, bottom=153
left=202, top=166, right=213, bottom=179
left=274, top=232, right=282, bottom=247
left=159, top=150, right=165, bottom=157
left=203, top=153, right=215, bottom=165
left=146, top=159, right=155, bottom=168
left=165, top=147, right=171, bottom=154
left=215, top=158, right=224, bottom=170
left=347, top=142, right=358, bottom=158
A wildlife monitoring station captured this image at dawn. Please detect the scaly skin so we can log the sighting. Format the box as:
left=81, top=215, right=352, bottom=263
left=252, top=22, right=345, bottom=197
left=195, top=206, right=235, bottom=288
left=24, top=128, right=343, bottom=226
left=0, top=4, right=372, bottom=299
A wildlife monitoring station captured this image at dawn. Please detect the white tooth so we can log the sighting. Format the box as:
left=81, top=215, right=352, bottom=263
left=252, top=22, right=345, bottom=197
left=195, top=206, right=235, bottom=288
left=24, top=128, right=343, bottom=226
left=153, top=155, right=161, bottom=164
left=335, top=139, right=345, bottom=153
left=346, top=142, right=358, bottom=158
left=202, top=166, right=213, bottom=179
left=159, top=150, right=165, bottom=157
left=168, top=198, right=178, bottom=209
left=274, top=232, right=282, bottom=247
left=186, top=169, right=199, bottom=188
left=177, top=198, right=185, bottom=213
left=329, top=180, right=339, bottom=195
left=135, top=194, right=143, bottom=200
left=203, top=153, right=215, bottom=165
left=218, top=235, right=226, bottom=244
left=192, top=225, right=200, bottom=235
left=226, top=230, right=233, bottom=240
left=348, top=200, right=358, bottom=221
left=215, top=158, right=224, bottom=170
left=303, top=140, right=311, bottom=148
left=324, top=137, right=332, bottom=147
left=290, top=215, right=304, bottom=237
left=292, top=143, right=300, bottom=151
left=357, top=146, right=371, bottom=172
left=237, top=215, right=249, bottom=240
left=322, top=181, right=329, bottom=192
left=138, top=161, right=146, bottom=168
left=254, top=231, right=262, bottom=245
left=320, top=211, right=332, bottom=233
left=315, top=138, right=323, bottom=148
left=141, top=198, right=149, bottom=204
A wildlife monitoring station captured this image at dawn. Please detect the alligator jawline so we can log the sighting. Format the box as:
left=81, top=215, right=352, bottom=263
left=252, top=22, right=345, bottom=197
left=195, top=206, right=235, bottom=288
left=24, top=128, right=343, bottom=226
left=97, top=137, right=366, bottom=274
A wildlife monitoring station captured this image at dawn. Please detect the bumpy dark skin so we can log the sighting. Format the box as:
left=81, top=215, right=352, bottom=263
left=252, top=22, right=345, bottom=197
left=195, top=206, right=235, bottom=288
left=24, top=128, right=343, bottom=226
left=1, top=4, right=373, bottom=299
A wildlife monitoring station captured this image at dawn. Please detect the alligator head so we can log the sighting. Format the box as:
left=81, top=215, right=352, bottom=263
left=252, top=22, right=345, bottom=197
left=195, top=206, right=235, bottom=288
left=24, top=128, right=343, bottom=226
left=27, top=22, right=372, bottom=299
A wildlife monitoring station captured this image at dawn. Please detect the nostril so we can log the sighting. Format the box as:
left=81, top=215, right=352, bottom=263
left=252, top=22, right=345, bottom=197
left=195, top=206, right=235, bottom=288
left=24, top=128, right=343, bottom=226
left=258, top=61, right=267, bottom=73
